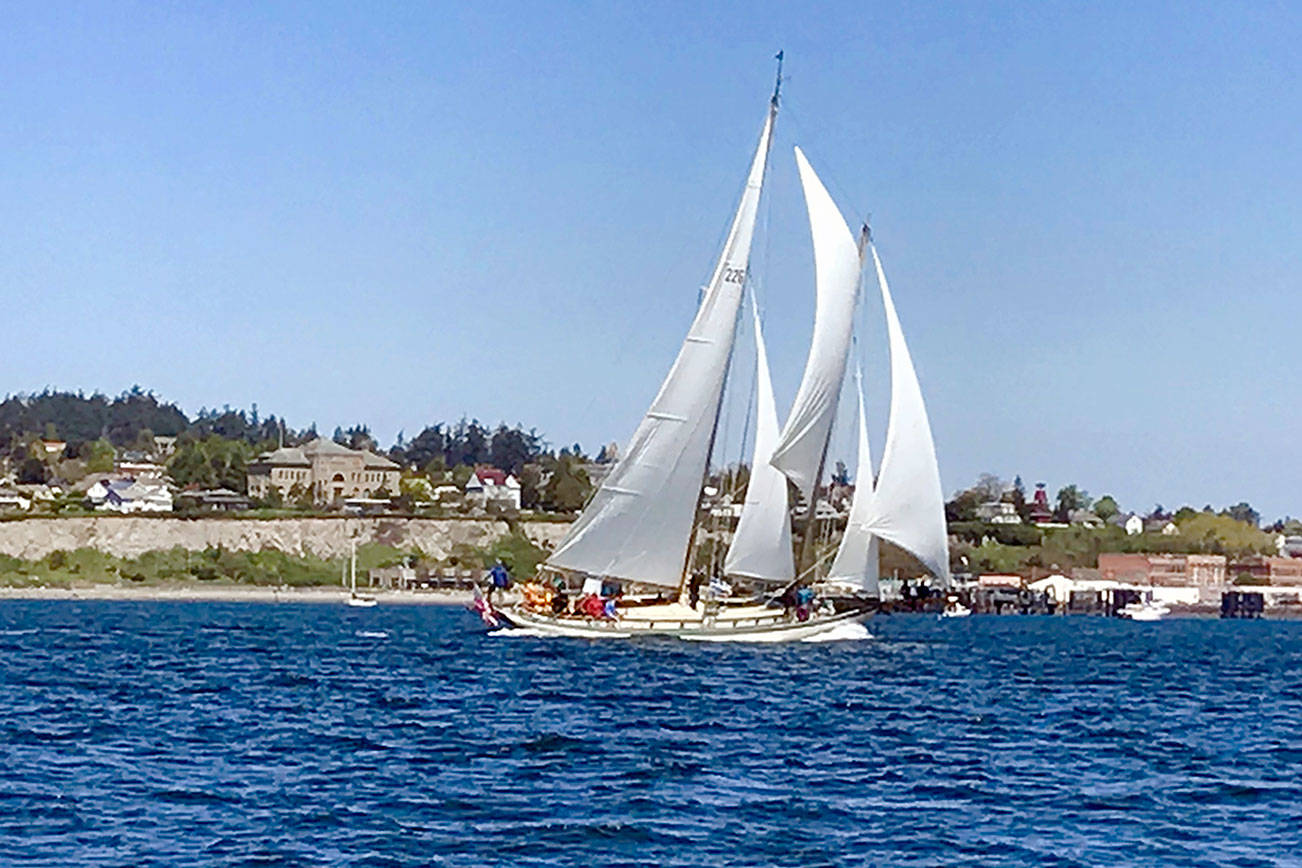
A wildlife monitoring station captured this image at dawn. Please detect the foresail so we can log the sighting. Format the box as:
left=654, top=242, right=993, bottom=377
left=826, top=367, right=880, bottom=594
left=861, top=243, right=950, bottom=586
left=722, top=299, right=795, bottom=583
left=769, top=147, right=860, bottom=501
left=546, top=106, right=777, bottom=588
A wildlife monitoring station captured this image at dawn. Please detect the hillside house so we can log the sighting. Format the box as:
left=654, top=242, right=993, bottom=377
left=1068, top=509, right=1103, bottom=528
left=95, top=479, right=173, bottom=513
left=464, top=467, right=521, bottom=510
left=0, top=490, right=32, bottom=512
left=1110, top=513, right=1145, bottom=535
left=976, top=501, right=1022, bottom=524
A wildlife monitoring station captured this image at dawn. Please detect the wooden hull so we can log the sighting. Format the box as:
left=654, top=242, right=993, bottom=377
left=495, top=599, right=874, bottom=642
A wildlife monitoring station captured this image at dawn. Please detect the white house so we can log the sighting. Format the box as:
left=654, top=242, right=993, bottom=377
left=976, top=501, right=1022, bottom=524
left=99, top=479, right=173, bottom=513
left=0, top=490, right=31, bottom=512
left=464, top=467, right=521, bottom=510
left=1112, top=513, right=1144, bottom=535
left=1145, top=518, right=1179, bottom=536
left=1068, top=509, right=1103, bottom=528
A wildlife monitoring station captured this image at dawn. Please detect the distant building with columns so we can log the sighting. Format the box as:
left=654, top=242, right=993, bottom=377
left=247, top=437, right=399, bottom=504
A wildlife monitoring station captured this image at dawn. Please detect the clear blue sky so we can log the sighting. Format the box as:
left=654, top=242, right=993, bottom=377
left=2, top=2, right=1298, bottom=521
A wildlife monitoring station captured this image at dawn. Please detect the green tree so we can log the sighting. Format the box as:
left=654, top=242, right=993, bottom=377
left=542, top=455, right=592, bottom=513
left=1054, top=485, right=1091, bottom=522
left=1224, top=502, right=1260, bottom=527
left=1177, top=513, right=1275, bottom=559
left=945, top=488, right=981, bottom=523
left=167, top=436, right=251, bottom=492
left=17, top=457, right=46, bottom=484
left=451, top=464, right=474, bottom=489
left=85, top=438, right=116, bottom=473
left=518, top=463, right=544, bottom=509
left=1094, top=495, right=1120, bottom=521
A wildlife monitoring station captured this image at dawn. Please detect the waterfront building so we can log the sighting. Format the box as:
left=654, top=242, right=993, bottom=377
left=1226, top=556, right=1302, bottom=586
left=246, top=437, right=399, bottom=505
left=1097, top=553, right=1227, bottom=603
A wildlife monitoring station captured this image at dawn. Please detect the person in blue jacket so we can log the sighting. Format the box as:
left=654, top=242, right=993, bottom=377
left=486, top=560, right=511, bottom=602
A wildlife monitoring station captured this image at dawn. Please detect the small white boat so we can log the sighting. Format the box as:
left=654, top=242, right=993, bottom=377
left=343, top=539, right=378, bottom=608
left=940, top=596, right=971, bottom=619
left=1119, top=599, right=1169, bottom=621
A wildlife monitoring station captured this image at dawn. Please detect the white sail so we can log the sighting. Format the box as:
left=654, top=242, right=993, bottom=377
left=861, top=242, right=950, bottom=586
left=826, top=367, right=879, bottom=594
left=722, top=299, right=795, bottom=583
left=769, top=147, right=860, bottom=501
left=546, top=105, right=777, bottom=588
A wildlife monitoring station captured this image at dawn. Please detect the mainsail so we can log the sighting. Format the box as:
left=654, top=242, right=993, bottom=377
left=769, top=147, right=860, bottom=501
left=545, top=103, right=777, bottom=588
left=722, top=299, right=795, bottom=583
left=826, top=366, right=880, bottom=594
left=860, top=242, right=950, bottom=586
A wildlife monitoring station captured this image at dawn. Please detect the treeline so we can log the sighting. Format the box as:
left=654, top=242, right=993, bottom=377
left=1, top=388, right=598, bottom=509
left=0, top=388, right=583, bottom=472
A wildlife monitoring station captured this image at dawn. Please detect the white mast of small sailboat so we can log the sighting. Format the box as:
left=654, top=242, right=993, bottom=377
left=722, top=297, right=795, bottom=583
left=544, top=64, right=781, bottom=589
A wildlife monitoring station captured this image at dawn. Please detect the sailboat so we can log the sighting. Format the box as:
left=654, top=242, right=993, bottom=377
left=496, top=60, right=948, bottom=640
left=345, top=539, right=378, bottom=608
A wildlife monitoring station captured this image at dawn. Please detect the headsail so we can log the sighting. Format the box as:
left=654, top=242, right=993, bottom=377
left=769, top=147, right=860, bottom=501
left=722, top=298, right=795, bottom=583
left=860, top=242, right=950, bottom=586
left=545, top=103, right=777, bottom=588
left=826, top=366, right=879, bottom=594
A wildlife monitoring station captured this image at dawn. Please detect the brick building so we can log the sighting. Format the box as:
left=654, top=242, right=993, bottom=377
left=1097, top=553, right=1227, bottom=603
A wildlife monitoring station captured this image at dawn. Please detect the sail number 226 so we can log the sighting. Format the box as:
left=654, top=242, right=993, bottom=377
left=722, top=266, right=746, bottom=285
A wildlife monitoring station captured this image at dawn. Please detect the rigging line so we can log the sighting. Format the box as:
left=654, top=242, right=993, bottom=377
left=782, top=102, right=872, bottom=237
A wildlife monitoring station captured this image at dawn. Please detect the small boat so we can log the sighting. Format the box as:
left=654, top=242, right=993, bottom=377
left=494, top=57, right=949, bottom=641
left=1119, top=599, right=1169, bottom=621
left=344, top=539, right=378, bottom=608
left=940, top=597, right=971, bottom=618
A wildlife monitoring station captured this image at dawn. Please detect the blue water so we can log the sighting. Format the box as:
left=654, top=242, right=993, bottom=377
left=1, top=603, right=1300, bottom=866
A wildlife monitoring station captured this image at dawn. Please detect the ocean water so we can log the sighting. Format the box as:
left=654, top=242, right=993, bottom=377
left=1, top=603, right=1300, bottom=867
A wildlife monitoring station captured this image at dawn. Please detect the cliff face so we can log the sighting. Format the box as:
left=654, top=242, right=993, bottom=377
left=0, top=517, right=571, bottom=561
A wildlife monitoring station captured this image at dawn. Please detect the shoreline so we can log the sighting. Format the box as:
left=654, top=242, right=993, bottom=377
left=0, top=584, right=475, bottom=604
